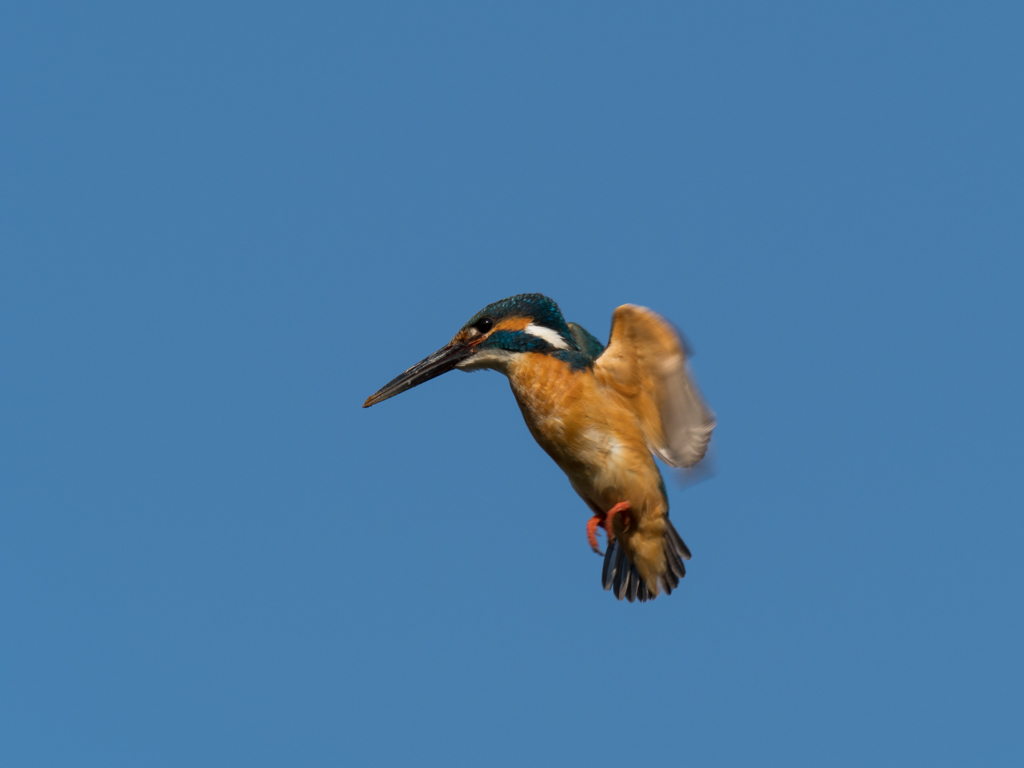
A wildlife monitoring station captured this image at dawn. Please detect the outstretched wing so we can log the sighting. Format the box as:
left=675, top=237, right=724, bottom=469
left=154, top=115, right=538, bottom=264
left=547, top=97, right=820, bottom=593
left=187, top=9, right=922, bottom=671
left=594, top=304, right=715, bottom=468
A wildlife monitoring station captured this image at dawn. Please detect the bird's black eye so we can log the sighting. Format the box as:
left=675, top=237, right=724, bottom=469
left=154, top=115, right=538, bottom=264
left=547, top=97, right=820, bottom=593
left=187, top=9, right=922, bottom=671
left=474, top=317, right=494, bottom=333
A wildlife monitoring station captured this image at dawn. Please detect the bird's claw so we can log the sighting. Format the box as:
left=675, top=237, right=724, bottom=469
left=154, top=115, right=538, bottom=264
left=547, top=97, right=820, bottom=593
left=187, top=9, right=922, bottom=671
left=586, top=501, right=632, bottom=555
left=586, top=514, right=605, bottom=554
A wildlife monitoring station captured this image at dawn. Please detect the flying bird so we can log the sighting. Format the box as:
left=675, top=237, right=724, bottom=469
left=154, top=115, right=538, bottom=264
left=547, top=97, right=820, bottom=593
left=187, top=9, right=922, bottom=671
left=363, top=294, right=715, bottom=602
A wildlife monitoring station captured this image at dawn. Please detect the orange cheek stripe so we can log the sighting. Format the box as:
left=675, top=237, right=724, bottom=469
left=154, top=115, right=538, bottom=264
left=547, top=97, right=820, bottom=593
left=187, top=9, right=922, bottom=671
left=491, top=316, right=531, bottom=333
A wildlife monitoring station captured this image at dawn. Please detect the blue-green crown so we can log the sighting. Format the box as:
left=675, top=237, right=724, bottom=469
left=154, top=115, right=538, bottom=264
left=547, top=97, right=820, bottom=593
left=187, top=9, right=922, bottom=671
left=463, top=294, right=572, bottom=341
left=464, top=293, right=602, bottom=370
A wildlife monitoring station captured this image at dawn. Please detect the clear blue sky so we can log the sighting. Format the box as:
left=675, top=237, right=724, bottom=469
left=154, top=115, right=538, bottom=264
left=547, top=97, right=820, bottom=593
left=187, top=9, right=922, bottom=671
left=2, top=2, right=1022, bottom=766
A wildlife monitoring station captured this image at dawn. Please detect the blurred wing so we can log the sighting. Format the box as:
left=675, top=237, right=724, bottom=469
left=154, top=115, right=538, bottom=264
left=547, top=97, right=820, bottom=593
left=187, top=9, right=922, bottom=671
left=594, top=304, right=715, bottom=468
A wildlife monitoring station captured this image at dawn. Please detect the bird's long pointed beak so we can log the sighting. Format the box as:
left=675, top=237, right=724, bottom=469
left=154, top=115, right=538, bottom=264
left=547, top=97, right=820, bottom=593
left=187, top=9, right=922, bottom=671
left=362, top=340, right=474, bottom=408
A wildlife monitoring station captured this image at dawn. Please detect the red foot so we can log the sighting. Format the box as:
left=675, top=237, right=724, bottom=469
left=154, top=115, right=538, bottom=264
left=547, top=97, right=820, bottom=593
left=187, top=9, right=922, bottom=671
left=586, top=515, right=604, bottom=554
left=605, top=501, right=632, bottom=538
left=586, top=501, right=633, bottom=555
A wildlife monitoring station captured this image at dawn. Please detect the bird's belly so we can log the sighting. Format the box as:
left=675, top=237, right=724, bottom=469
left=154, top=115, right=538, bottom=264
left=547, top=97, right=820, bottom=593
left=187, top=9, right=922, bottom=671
left=507, top=354, right=664, bottom=514
left=565, top=428, right=658, bottom=508
left=528, top=413, right=661, bottom=514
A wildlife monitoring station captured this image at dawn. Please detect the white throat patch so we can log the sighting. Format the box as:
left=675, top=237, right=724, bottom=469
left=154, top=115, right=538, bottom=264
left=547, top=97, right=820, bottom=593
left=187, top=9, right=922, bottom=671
left=524, top=323, right=569, bottom=350
left=456, top=347, right=515, bottom=373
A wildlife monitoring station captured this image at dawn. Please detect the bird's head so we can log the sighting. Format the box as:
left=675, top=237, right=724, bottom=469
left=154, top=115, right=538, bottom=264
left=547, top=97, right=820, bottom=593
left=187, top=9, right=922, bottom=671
left=362, top=293, right=582, bottom=408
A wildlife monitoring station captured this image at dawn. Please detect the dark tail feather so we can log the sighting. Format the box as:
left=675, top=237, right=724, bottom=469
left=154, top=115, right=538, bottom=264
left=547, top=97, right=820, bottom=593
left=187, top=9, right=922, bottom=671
left=666, top=519, right=692, bottom=561
left=601, top=519, right=691, bottom=602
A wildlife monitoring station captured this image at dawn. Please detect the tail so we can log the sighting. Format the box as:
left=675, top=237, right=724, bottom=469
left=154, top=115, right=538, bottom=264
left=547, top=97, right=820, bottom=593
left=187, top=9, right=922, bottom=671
left=601, top=518, right=691, bottom=602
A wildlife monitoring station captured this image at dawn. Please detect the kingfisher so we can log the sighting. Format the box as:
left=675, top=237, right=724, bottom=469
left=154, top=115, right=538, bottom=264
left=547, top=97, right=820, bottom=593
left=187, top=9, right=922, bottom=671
left=363, top=294, right=715, bottom=602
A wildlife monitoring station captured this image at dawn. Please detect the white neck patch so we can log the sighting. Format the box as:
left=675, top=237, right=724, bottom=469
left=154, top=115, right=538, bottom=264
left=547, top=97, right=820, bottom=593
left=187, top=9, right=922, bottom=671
left=524, top=323, right=570, bottom=350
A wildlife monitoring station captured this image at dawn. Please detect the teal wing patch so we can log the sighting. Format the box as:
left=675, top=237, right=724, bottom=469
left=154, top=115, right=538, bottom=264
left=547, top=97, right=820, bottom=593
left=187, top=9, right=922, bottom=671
left=567, top=322, right=606, bottom=360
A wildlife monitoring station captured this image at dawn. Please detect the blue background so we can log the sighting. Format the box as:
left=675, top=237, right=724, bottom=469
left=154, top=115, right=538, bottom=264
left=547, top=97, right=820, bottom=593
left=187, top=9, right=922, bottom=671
left=2, top=2, right=1022, bottom=765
